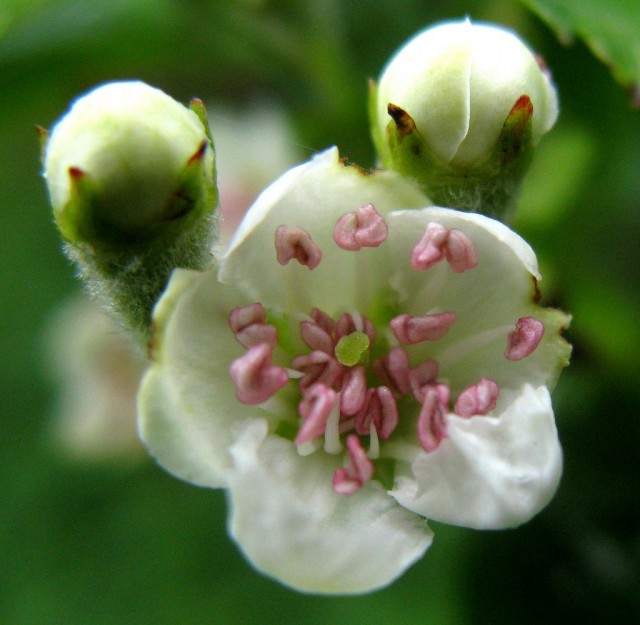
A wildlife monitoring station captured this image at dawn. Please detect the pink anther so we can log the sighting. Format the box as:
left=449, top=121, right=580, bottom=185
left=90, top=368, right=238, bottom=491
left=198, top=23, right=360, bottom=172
left=295, top=383, right=338, bottom=446
left=229, top=343, right=289, bottom=404
left=373, top=347, right=411, bottom=397
left=444, top=229, right=479, bottom=273
left=335, top=312, right=376, bottom=344
left=228, top=303, right=266, bottom=332
left=333, top=203, right=389, bottom=251
left=300, top=320, right=334, bottom=354
left=275, top=225, right=322, bottom=270
left=505, top=317, right=545, bottom=361
left=234, top=324, right=278, bottom=349
left=228, top=303, right=277, bottom=349
left=411, top=222, right=477, bottom=273
left=454, top=378, right=500, bottom=418
left=310, top=308, right=336, bottom=336
left=417, top=386, right=450, bottom=453
left=291, top=351, right=343, bottom=390
left=411, top=222, right=449, bottom=270
left=339, top=366, right=367, bottom=416
left=332, top=435, right=374, bottom=495
left=390, top=311, right=456, bottom=344
left=408, top=358, right=439, bottom=402
left=354, top=386, right=399, bottom=439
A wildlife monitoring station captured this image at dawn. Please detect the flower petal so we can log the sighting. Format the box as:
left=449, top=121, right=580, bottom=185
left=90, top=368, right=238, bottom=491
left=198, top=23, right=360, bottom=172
left=227, top=420, right=433, bottom=594
left=138, top=268, right=269, bottom=488
left=376, top=20, right=472, bottom=164
left=389, top=384, right=562, bottom=529
left=452, top=22, right=559, bottom=167
left=387, top=208, right=571, bottom=393
left=219, top=147, right=430, bottom=315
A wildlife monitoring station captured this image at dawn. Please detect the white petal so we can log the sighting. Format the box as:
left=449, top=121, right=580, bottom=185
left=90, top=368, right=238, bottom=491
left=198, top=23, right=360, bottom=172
left=376, top=21, right=473, bottom=163
left=389, top=384, right=562, bottom=529
left=227, top=420, right=433, bottom=594
left=138, top=268, right=268, bottom=488
left=219, top=147, right=430, bottom=315
left=452, top=23, right=558, bottom=167
left=387, top=208, right=570, bottom=393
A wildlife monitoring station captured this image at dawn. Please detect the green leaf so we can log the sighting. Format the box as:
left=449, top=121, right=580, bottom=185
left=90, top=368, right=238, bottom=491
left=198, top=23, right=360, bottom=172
left=519, top=0, right=640, bottom=102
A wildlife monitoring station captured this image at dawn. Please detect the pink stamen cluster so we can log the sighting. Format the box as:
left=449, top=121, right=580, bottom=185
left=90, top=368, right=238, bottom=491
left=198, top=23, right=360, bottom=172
left=292, top=307, right=400, bottom=444
left=227, top=206, right=546, bottom=495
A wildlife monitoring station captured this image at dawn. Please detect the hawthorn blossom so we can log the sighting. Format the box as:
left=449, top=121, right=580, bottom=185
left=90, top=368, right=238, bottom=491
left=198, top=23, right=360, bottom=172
left=138, top=147, right=570, bottom=594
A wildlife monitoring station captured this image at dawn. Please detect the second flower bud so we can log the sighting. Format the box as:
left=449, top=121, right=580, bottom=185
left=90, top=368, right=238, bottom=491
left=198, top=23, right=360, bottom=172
left=371, top=19, right=558, bottom=217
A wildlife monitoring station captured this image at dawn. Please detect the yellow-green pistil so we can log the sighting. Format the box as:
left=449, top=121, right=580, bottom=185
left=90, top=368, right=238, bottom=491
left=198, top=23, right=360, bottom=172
left=335, top=331, right=370, bottom=367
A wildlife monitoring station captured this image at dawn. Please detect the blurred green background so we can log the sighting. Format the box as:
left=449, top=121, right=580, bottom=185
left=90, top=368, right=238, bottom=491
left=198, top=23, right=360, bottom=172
left=1, top=0, right=639, bottom=623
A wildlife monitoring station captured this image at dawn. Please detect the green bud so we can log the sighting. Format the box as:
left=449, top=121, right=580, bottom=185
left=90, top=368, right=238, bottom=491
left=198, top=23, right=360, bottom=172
left=370, top=20, right=558, bottom=218
left=43, top=81, right=218, bottom=339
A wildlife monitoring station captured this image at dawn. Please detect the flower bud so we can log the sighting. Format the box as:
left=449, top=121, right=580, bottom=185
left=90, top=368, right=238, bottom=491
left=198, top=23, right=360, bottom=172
left=370, top=20, right=558, bottom=217
left=45, top=80, right=216, bottom=245
left=43, top=81, right=219, bottom=338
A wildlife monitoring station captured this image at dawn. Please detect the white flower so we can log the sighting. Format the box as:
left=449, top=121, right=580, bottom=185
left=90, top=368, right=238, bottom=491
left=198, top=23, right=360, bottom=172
left=374, top=19, right=558, bottom=170
left=45, top=296, right=147, bottom=461
left=138, top=148, right=570, bottom=594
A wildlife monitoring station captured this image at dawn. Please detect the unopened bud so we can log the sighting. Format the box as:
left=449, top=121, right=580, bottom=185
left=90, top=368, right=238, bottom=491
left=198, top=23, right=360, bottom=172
left=371, top=20, right=558, bottom=217
left=42, top=81, right=218, bottom=338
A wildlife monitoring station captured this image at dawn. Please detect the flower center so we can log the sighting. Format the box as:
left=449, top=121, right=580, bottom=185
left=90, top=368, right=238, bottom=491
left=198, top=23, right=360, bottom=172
left=227, top=204, right=546, bottom=495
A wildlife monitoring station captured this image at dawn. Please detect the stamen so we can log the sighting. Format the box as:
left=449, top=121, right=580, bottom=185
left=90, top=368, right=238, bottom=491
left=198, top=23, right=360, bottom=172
left=445, top=229, right=479, bottom=273
left=390, top=312, right=456, bottom=344
left=228, top=303, right=266, bottom=331
left=454, top=378, right=500, bottom=417
left=333, top=203, right=389, bottom=250
left=310, top=308, right=336, bottom=336
left=324, top=402, right=342, bottom=454
left=373, top=347, right=411, bottom=397
left=235, top=324, right=278, bottom=349
left=375, top=386, right=400, bottom=439
left=408, top=358, right=439, bottom=402
left=368, top=422, right=380, bottom=459
left=339, top=366, right=367, bottom=416
left=291, top=351, right=343, bottom=390
left=300, top=320, right=334, bottom=353
left=411, top=222, right=448, bottom=271
left=505, top=317, right=545, bottom=361
left=417, top=386, right=450, bottom=453
left=411, top=222, right=477, bottom=273
left=229, top=344, right=289, bottom=404
left=295, top=383, right=338, bottom=445
left=228, top=303, right=279, bottom=349
left=355, top=386, right=399, bottom=439
left=297, top=439, right=322, bottom=457
left=275, top=225, right=322, bottom=269
left=332, top=435, right=374, bottom=495
left=336, top=312, right=376, bottom=344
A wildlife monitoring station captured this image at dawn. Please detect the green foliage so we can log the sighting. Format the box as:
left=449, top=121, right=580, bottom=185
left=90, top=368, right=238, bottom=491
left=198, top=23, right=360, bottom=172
left=519, top=0, right=640, bottom=98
